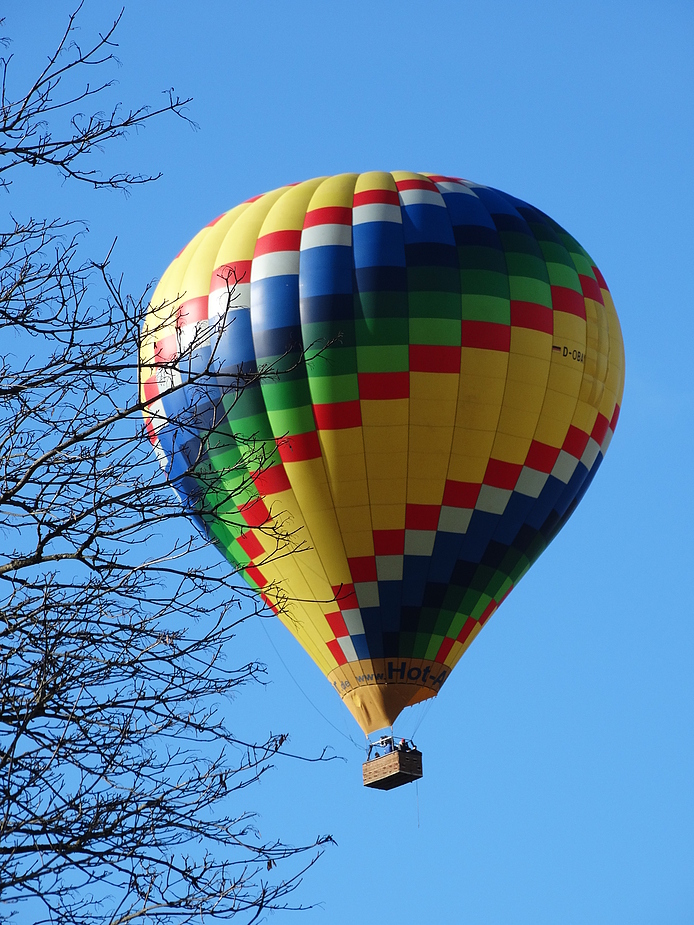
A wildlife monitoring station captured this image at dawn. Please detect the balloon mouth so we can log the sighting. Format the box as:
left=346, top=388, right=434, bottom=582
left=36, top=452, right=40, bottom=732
left=328, top=657, right=447, bottom=734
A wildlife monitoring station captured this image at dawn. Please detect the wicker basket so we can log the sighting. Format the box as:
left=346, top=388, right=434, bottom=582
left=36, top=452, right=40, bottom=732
left=362, top=749, right=423, bottom=790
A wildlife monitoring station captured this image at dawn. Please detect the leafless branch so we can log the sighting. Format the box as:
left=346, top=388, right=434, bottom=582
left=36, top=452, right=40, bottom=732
left=0, top=5, right=195, bottom=191
left=0, top=7, right=332, bottom=924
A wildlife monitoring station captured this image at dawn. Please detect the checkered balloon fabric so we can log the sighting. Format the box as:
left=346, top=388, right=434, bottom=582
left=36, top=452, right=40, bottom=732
left=140, top=172, right=625, bottom=734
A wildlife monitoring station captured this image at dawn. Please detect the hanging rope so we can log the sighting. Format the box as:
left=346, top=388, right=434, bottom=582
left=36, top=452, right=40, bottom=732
left=259, top=619, right=363, bottom=751
left=410, top=696, right=436, bottom=740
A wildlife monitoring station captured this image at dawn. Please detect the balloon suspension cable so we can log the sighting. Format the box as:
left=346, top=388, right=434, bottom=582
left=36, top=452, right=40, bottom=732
left=410, top=696, right=436, bottom=740
left=259, top=618, right=362, bottom=751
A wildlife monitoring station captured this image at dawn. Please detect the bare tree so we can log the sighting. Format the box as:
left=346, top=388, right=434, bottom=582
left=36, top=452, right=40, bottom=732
left=0, top=8, right=331, bottom=924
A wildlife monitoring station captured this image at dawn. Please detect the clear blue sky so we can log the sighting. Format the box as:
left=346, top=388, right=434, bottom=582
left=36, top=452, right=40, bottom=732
left=8, top=2, right=694, bottom=922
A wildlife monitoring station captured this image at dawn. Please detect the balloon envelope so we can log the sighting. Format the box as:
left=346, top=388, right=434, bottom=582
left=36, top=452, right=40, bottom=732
left=140, top=172, right=624, bottom=734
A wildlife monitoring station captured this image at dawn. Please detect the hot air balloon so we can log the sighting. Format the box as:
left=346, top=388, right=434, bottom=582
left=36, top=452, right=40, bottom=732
left=140, top=172, right=624, bottom=786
